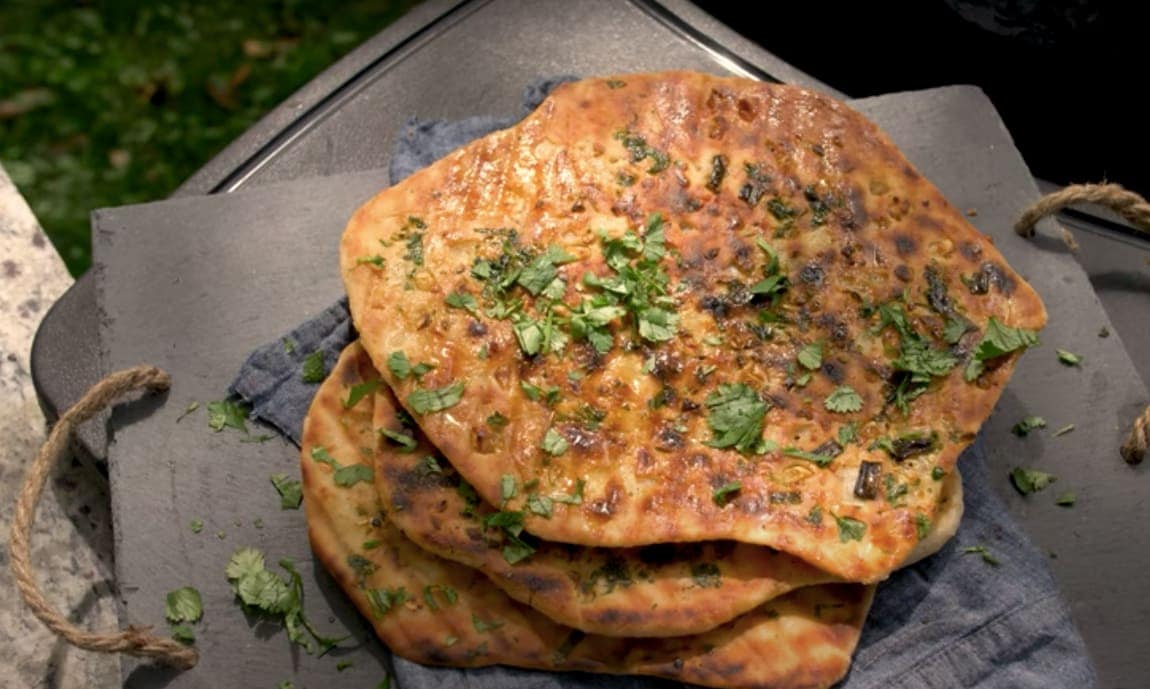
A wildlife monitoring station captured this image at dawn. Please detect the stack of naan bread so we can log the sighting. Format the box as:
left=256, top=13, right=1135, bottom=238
left=300, top=72, right=1044, bottom=688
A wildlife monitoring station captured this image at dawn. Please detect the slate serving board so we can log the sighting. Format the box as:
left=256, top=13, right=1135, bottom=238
left=95, top=86, right=1150, bottom=688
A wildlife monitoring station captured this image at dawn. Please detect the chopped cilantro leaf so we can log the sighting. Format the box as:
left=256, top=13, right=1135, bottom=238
left=834, top=515, right=866, bottom=542
left=365, top=587, right=408, bottom=617
left=170, top=624, right=195, bottom=644
left=387, top=351, right=412, bottom=379
left=541, top=428, right=569, bottom=456
left=333, top=464, right=373, bottom=487
left=207, top=399, right=249, bottom=433
left=407, top=380, right=465, bottom=414
left=500, top=474, right=517, bottom=502
left=270, top=474, right=303, bottom=510
left=520, top=381, right=560, bottom=405
left=931, top=466, right=946, bottom=481
left=691, top=562, right=722, bottom=588
left=712, top=481, right=742, bottom=506
left=165, top=586, right=203, bottom=623
left=915, top=513, right=931, bottom=541
left=962, top=545, right=1000, bottom=566
left=356, top=254, right=385, bottom=268
left=806, top=505, right=823, bottom=526
left=190, top=519, right=203, bottom=534
left=175, top=401, right=199, bottom=423
left=343, top=379, right=380, bottom=409
left=943, top=318, right=970, bottom=345
left=837, top=423, right=858, bottom=445
left=337, top=661, right=353, bottom=672
left=301, top=350, right=326, bottom=384
left=487, top=412, right=509, bottom=427
left=704, top=383, right=769, bottom=454
left=1056, top=491, right=1077, bottom=507
left=501, top=539, right=536, bottom=565
left=1012, top=416, right=1047, bottom=436
left=797, top=341, right=823, bottom=371
left=1057, top=349, right=1083, bottom=366
left=472, top=614, right=505, bottom=634
left=884, top=475, right=908, bottom=505
left=379, top=428, right=417, bottom=452
left=416, top=455, right=443, bottom=476
left=552, top=479, right=585, bottom=505
left=403, top=230, right=424, bottom=266
left=527, top=493, right=553, bottom=517
left=783, top=447, right=835, bottom=467
left=1010, top=467, right=1057, bottom=495
left=422, top=584, right=459, bottom=611
left=517, top=244, right=576, bottom=295
left=445, top=292, right=479, bottom=315
left=824, top=385, right=863, bottom=413
left=637, top=306, right=679, bottom=342
left=965, top=318, right=1040, bottom=381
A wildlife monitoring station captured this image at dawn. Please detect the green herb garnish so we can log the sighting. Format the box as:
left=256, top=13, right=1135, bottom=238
left=824, top=385, right=863, bottom=413
left=704, top=383, right=769, bottom=454
left=301, top=350, right=326, bottom=383
left=541, top=428, right=569, bottom=456
left=407, top=380, right=465, bottom=414
left=1056, top=349, right=1082, bottom=366
left=797, top=341, right=823, bottom=371
left=712, top=481, right=742, bottom=507
left=1012, top=416, right=1047, bottom=436
left=834, top=515, right=866, bottom=542
left=207, top=399, right=249, bottom=433
left=343, top=379, right=380, bottom=409
left=165, top=586, right=203, bottom=624
left=270, top=474, right=302, bottom=509
left=964, top=317, right=1040, bottom=381
left=1010, top=467, right=1056, bottom=495
left=962, top=545, right=1000, bottom=566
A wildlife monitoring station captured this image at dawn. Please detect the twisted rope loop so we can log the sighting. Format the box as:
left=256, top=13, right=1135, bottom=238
left=8, top=365, right=198, bottom=669
left=1015, top=183, right=1150, bottom=464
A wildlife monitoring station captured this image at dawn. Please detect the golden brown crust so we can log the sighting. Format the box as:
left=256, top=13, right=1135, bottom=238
left=341, top=72, right=1044, bottom=582
left=365, top=349, right=835, bottom=638
left=301, top=342, right=875, bottom=689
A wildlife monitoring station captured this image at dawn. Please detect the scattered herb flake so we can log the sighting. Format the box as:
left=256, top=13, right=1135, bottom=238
left=170, top=624, right=195, bottom=644
left=1056, top=349, right=1082, bottom=366
left=704, top=383, right=770, bottom=454
left=806, top=505, right=823, bottom=526
left=834, top=515, right=866, bottom=542
left=1010, top=467, right=1057, bottom=495
left=365, top=587, right=409, bottom=617
left=487, top=412, right=509, bottom=427
left=472, top=614, right=505, bottom=634
left=965, top=318, right=1040, bottom=381
left=190, top=519, right=204, bottom=534
left=824, top=385, right=863, bottom=413
left=407, top=380, right=465, bottom=414
left=837, top=423, right=858, bottom=445
left=333, top=464, right=374, bottom=487
left=207, top=399, right=249, bottom=433
left=541, top=428, right=569, bottom=456
left=270, top=474, right=303, bottom=510
left=445, top=292, right=480, bottom=316
left=962, top=545, right=1000, bottom=566
left=343, top=379, right=381, bottom=409
left=797, top=341, right=823, bottom=371
left=783, top=447, right=835, bottom=467
left=165, top=586, right=203, bottom=624
left=175, top=401, right=199, bottom=423
left=500, top=474, right=517, bottom=502
left=336, top=661, right=353, bottom=672
left=690, top=562, right=722, bottom=588
left=915, top=513, right=931, bottom=540
left=379, top=428, right=417, bottom=452
left=712, top=481, right=741, bottom=507
left=1056, top=491, right=1077, bottom=507
left=931, top=466, right=946, bottom=481
left=1012, top=416, right=1047, bottom=436
left=301, top=350, right=326, bottom=384
left=1053, top=424, right=1075, bottom=437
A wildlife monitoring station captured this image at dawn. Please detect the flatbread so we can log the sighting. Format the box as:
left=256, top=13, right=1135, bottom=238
left=341, top=71, right=1042, bottom=582
left=361, top=341, right=836, bottom=637
left=301, top=342, right=875, bottom=689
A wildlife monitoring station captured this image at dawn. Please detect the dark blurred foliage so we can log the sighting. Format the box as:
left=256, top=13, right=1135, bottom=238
left=0, top=0, right=417, bottom=274
left=699, top=0, right=1146, bottom=202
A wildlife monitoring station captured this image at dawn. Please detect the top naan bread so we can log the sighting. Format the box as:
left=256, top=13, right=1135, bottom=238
left=341, top=71, right=1044, bottom=582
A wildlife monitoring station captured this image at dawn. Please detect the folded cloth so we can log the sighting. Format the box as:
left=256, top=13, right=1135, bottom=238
left=229, top=80, right=1096, bottom=689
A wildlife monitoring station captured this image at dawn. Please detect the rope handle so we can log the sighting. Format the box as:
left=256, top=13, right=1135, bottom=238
left=1015, top=182, right=1150, bottom=464
left=9, top=365, right=198, bottom=669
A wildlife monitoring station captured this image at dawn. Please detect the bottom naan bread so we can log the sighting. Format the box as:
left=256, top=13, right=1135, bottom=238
left=301, top=343, right=875, bottom=689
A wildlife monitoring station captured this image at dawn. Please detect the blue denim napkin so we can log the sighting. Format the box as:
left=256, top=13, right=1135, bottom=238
left=229, top=80, right=1095, bottom=689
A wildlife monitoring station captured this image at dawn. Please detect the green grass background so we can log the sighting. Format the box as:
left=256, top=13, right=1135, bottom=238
left=1, top=0, right=417, bottom=275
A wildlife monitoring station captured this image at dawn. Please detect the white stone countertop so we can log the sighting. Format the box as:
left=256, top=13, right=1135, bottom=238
left=0, top=164, right=120, bottom=687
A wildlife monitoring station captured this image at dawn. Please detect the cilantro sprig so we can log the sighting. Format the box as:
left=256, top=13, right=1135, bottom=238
left=704, top=383, right=770, bottom=454
left=226, top=547, right=347, bottom=654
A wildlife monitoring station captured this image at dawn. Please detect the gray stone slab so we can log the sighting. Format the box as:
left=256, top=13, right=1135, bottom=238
left=96, top=86, right=1150, bottom=688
